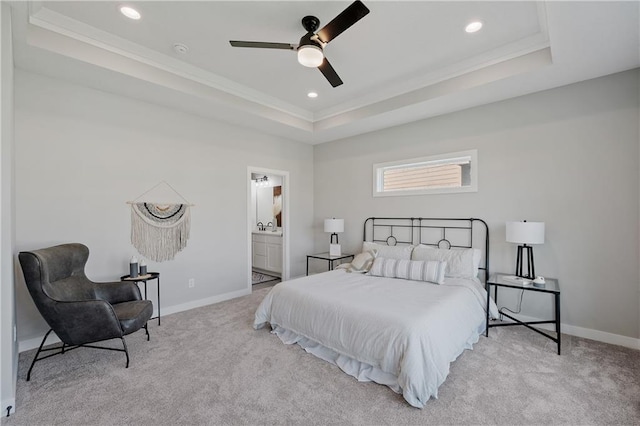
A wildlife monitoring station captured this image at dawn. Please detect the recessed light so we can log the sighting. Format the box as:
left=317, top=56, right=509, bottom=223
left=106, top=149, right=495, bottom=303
left=120, top=5, right=141, bottom=20
left=307, top=92, right=318, bottom=98
left=465, top=21, right=483, bottom=33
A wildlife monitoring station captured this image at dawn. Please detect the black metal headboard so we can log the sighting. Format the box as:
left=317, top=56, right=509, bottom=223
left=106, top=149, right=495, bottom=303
left=363, top=217, right=490, bottom=280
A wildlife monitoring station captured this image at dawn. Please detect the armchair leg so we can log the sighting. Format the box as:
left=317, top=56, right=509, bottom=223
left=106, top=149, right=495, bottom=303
left=27, top=332, right=136, bottom=379
left=27, top=329, right=54, bottom=381
left=121, top=337, right=130, bottom=368
left=144, top=323, right=150, bottom=341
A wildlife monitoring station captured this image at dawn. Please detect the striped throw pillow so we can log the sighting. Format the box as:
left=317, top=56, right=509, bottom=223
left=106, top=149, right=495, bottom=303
left=369, top=257, right=447, bottom=284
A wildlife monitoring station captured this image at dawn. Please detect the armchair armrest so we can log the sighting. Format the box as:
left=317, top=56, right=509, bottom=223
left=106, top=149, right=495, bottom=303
left=94, top=281, right=142, bottom=304
left=48, top=299, right=124, bottom=346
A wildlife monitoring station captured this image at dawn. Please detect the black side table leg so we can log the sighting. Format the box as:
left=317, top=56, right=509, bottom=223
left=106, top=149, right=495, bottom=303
left=306, top=258, right=309, bottom=276
left=157, top=276, right=161, bottom=326
left=485, top=283, right=491, bottom=337
left=555, top=292, right=561, bottom=355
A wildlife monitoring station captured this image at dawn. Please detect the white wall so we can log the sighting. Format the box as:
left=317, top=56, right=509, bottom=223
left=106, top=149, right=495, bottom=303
left=14, top=70, right=314, bottom=345
left=314, top=69, right=640, bottom=343
left=0, top=2, right=17, bottom=415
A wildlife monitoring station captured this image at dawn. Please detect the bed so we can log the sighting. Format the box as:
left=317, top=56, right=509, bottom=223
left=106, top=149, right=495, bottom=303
left=254, top=217, right=499, bottom=408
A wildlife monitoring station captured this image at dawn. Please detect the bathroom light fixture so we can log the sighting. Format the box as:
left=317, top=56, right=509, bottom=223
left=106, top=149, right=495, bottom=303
left=465, top=21, right=483, bottom=33
left=119, top=5, right=141, bottom=20
left=255, top=176, right=269, bottom=188
left=307, top=92, right=318, bottom=98
left=297, top=45, right=324, bottom=68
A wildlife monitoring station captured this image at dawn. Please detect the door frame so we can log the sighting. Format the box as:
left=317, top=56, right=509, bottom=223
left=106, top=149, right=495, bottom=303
left=247, top=166, right=290, bottom=290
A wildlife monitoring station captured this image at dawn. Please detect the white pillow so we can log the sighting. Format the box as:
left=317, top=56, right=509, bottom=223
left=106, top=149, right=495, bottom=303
left=411, top=245, right=477, bottom=279
left=369, top=257, right=446, bottom=285
left=362, top=241, right=414, bottom=260
left=457, top=247, right=482, bottom=277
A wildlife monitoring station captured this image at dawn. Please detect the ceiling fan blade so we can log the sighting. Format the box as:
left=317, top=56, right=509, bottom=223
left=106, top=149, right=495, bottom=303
left=318, top=58, right=343, bottom=88
left=229, top=41, right=296, bottom=50
left=316, top=0, right=370, bottom=44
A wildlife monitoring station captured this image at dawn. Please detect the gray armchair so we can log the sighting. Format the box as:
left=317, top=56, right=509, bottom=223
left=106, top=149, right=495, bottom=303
left=19, top=243, right=153, bottom=381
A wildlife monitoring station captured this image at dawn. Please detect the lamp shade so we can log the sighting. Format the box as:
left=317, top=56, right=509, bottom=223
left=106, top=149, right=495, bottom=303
left=506, top=221, right=545, bottom=245
left=324, top=218, right=344, bottom=233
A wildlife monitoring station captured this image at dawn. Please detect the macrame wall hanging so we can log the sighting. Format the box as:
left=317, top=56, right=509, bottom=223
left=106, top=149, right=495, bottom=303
left=128, top=181, right=193, bottom=262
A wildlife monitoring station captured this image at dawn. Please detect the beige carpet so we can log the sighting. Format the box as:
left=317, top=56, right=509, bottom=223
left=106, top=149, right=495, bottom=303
left=3, top=287, right=639, bottom=425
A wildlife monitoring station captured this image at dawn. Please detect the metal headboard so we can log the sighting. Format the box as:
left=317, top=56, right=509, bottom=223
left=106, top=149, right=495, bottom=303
left=363, top=217, right=490, bottom=280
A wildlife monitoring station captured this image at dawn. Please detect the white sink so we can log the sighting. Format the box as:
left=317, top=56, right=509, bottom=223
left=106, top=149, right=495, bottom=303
left=253, top=229, right=282, bottom=236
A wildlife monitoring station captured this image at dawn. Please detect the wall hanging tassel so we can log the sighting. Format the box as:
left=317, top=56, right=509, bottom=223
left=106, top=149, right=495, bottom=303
left=128, top=181, right=193, bottom=262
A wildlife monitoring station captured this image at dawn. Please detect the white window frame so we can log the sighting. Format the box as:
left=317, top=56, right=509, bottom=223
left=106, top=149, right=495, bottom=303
left=372, top=149, right=478, bottom=197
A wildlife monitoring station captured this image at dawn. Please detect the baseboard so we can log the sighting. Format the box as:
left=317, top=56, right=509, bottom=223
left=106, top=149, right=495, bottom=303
left=2, top=397, right=16, bottom=416
left=19, top=288, right=251, bottom=353
left=19, top=332, right=61, bottom=353
left=499, top=314, right=640, bottom=350
left=159, top=288, right=250, bottom=317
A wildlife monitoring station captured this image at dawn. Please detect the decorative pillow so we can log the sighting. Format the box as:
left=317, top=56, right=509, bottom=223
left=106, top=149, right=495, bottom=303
left=336, top=251, right=375, bottom=273
left=411, top=245, right=476, bottom=279
left=351, top=251, right=375, bottom=272
left=362, top=241, right=414, bottom=260
left=369, top=257, right=447, bottom=284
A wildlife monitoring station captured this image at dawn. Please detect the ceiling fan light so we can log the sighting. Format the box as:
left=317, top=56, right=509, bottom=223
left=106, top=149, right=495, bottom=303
left=297, top=45, right=324, bottom=68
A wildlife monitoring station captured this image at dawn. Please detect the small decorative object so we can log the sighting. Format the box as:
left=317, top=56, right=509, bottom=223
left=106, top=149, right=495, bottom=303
left=325, top=218, right=344, bottom=256
left=139, top=259, right=147, bottom=276
left=533, top=276, right=546, bottom=288
left=129, top=256, right=139, bottom=278
left=506, top=220, right=545, bottom=279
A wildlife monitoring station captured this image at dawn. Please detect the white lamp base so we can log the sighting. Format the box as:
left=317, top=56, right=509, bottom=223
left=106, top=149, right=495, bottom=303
left=329, top=244, right=342, bottom=256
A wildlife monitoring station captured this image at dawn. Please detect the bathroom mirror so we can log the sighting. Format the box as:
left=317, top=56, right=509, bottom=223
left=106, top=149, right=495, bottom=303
left=252, top=174, right=283, bottom=228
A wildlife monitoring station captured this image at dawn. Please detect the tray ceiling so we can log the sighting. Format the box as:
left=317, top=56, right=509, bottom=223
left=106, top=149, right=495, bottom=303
left=10, top=1, right=640, bottom=144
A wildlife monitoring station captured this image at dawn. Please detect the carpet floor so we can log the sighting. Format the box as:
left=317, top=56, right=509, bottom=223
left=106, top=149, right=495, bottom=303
left=3, top=287, right=639, bottom=425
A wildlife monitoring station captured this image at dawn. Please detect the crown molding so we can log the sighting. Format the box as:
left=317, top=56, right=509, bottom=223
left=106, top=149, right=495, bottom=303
left=28, top=4, right=314, bottom=122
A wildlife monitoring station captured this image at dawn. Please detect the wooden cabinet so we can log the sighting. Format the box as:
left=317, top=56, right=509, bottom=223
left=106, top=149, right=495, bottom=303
left=252, top=233, right=282, bottom=274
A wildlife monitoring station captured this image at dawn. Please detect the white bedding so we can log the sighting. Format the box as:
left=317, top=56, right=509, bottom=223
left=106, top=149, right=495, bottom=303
left=254, top=269, right=499, bottom=408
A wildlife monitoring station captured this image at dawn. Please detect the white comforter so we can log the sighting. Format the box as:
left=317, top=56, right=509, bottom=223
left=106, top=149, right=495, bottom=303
left=254, top=270, right=498, bottom=408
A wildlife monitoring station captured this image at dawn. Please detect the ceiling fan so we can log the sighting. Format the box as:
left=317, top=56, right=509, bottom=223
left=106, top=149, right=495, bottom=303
left=229, top=1, right=370, bottom=88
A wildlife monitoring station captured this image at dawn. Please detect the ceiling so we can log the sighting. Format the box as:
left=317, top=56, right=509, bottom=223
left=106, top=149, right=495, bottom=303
left=9, top=1, right=640, bottom=144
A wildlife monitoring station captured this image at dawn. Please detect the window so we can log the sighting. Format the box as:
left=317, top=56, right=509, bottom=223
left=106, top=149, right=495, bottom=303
left=373, top=150, right=477, bottom=197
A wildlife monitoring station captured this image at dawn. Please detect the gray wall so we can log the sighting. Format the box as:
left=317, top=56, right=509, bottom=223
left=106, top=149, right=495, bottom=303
left=314, top=69, right=640, bottom=340
left=14, top=70, right=315, bottom=345
left=0, top=2, right=17, bottom=414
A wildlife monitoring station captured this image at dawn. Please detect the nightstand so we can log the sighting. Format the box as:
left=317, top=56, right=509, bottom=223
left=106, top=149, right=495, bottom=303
left=306, top=252, right=354, bottom=275
left=486, top=273, right=561, bottom=354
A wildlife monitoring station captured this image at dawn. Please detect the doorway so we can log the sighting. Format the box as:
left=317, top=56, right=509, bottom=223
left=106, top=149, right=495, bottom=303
left=247, top=167, right=290, bottom=291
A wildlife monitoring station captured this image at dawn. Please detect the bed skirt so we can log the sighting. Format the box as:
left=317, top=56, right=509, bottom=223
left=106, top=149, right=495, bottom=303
left=271, top=325, right=403, bottom=393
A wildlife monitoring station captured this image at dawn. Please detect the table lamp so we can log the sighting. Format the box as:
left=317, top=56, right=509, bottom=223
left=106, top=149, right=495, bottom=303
left=506, top=220, right=545, bottom=279
left=324, top=218, right=344, bottom=256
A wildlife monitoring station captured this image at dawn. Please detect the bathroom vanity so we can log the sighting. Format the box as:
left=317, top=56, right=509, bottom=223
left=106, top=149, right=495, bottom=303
left=252, top=230, right=282, bottom=275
